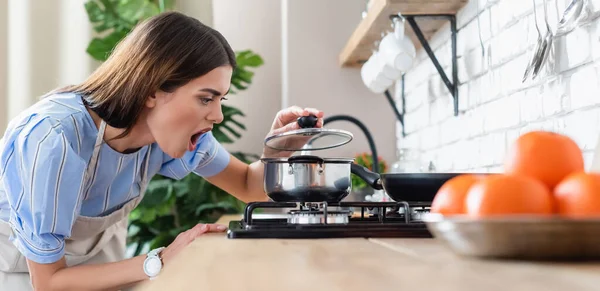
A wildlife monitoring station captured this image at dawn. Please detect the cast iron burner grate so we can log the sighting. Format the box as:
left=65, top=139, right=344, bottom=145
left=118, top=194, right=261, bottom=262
left=226, top=201, right=433, bottom=239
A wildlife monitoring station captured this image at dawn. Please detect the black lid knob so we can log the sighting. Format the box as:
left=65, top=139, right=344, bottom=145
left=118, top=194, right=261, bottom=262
left=297, top=114, right=318, bottom=128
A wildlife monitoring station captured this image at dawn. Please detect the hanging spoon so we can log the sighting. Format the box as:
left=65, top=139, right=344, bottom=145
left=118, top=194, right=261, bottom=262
left=556, top=0, right=583, bottom=35
left=523, top=0, right=544, bottom=83
left=532, top=0, right=553, bottom=80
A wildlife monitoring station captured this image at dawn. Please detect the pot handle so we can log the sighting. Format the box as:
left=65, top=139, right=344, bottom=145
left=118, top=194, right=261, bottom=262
left=288, top=155, right=324, bottom=164
left=351, top=163, right=383, bottom=190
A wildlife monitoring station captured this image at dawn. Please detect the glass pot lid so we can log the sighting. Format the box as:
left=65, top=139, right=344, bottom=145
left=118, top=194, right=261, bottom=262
left=264, top=128, right=354, bottom=151
left=264, top=115, right=354, bottom=151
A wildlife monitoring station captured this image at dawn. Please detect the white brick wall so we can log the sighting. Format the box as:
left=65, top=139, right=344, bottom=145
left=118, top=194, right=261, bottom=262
left=396, top=0, right=600, bottom=173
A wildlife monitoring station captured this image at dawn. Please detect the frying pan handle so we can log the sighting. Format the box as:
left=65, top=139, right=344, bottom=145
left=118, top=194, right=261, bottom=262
left=351, top=163, right=383, bottom=190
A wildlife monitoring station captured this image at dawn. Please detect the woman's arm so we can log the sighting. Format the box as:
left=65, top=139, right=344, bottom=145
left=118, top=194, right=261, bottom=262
left=28, top=255, right=146, bottom=291
left=26, top=223, right=225, bottom=291
left=205, top=156, right=269, bottom=203
left=205, top=106, right=324, bottom=203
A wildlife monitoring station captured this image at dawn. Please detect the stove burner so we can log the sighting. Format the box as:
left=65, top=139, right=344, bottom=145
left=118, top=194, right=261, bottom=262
left=399, top=202, right=431, bottom=222
left=227, top=201, right=433, bottom=239
left=287, top=210, right=351, bottom=224
left=299, top=202, right=328, bottom=211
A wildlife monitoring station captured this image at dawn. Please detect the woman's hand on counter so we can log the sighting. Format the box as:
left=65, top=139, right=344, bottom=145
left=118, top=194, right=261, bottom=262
left=160, top=223, right=227, bottom=264
left=25, top=224, right=225, bottom=291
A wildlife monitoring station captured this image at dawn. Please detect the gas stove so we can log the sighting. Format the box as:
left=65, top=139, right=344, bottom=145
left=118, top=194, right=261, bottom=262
left=226, top=201, right=433, bottom=239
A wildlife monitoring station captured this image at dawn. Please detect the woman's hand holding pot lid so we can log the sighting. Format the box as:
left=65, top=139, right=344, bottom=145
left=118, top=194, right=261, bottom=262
left=262, top=106, right=324, bottom=158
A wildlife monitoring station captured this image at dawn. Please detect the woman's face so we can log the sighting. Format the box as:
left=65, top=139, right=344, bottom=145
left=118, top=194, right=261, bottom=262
left=146, top=65, right=232, bottom=158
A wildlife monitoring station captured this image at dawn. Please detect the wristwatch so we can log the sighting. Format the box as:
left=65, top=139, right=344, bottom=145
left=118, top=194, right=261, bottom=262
left=143, top=247, right=165, bottom=280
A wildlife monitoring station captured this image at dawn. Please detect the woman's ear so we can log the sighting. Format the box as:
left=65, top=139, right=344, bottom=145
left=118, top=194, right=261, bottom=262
left=145, top=93, right=157, bottom=108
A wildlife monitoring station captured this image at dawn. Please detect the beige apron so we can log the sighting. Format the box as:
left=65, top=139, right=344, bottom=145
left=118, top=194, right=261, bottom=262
left=0, top=120, right=152, bottom=290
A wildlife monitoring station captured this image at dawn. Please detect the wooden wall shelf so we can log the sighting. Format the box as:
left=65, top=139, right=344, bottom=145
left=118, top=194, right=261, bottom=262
left=339, top=0, right=468, bottom=68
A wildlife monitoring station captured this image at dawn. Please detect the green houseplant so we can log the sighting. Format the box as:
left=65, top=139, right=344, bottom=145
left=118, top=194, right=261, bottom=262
left=83, top=0, right=264, bottom=256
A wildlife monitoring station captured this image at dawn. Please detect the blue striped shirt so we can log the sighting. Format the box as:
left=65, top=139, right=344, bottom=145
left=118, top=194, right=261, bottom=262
left=0, top=92, right=230, bottom=264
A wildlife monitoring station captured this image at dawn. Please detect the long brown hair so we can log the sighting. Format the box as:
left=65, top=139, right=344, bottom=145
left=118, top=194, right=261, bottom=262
left=55, top=11, right=236, bottom=138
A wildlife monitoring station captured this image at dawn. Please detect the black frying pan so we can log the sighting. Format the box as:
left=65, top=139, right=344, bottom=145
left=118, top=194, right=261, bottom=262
left=351, top=164, right=470, bottom=202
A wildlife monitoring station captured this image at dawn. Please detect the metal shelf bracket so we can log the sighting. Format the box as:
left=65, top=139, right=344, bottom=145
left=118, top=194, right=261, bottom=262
left=386, top=14, right=459, bottom=135
left=384, top=82, right=405, bottom=137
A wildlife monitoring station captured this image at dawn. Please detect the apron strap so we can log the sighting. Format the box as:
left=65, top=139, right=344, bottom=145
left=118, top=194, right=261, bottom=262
left=141, top=145, right=152, bottom=186
left=83, top=120, right=107, bottom=200
left=86, top=120, right=106, bottom=179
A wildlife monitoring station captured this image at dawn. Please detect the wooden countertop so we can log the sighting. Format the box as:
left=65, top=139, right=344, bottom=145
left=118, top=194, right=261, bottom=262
left=134, top=215, right=600, bottom=291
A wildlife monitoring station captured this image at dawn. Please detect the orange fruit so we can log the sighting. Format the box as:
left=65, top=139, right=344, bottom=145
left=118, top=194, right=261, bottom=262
left=554, top=172, right=600, bottom=218
left=465, top=174, right=554, bottom=217
left=504, top=131, right=584, bottom=190
left=431, top=174, right=483, bottom=215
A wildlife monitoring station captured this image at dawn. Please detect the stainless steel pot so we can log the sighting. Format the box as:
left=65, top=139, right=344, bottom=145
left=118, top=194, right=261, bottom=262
left=261, top=115, right=377, bottom=202
left=261, top=155, right=356, bottom=202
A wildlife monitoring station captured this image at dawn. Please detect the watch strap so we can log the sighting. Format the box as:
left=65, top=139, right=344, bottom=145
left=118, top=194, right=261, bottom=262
left=149, top=246, right=165, bottom=257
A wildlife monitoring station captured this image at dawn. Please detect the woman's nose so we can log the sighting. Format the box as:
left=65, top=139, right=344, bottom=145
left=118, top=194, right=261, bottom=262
left=207, top=106, right=224, bottom=124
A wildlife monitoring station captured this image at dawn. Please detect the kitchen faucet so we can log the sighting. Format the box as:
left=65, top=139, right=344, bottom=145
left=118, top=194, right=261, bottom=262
left=321, top=114, right=380, bottom=173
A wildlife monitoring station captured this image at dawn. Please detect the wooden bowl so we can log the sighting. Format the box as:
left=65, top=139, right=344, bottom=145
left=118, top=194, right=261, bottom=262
left=422, top=213, right=600, bottom=261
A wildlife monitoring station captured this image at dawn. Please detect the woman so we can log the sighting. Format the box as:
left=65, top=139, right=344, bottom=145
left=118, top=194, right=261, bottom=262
left=0, top=11, right=323, bottom=290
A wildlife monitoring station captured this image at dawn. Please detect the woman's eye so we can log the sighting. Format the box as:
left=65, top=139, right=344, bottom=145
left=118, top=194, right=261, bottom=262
left=198, top=96, right=226, bottom=105
left=200, top=97, right=212, bottom=105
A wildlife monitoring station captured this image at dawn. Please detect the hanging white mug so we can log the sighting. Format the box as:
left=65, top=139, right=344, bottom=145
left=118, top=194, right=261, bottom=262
left=361, top=52, right=394, bottom=93
left=373, top=50, right=401, bottom=80
left=379, top=32, right=416, bottom=72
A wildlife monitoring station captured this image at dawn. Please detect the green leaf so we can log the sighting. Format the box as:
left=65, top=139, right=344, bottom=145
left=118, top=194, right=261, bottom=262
left=195, top=203, right=217, bottom=215
left=140, top=2, right=160, bottom=19
left=156, top=197, right=175, bottom=216
left=245, top=55, right=264, bottom=67
left=211, top=104, right=247, bottom=144
left=116, top=0, right=159, bottom=24
left=236, top=69, right=254, bottom=84
left=85, top=29, right=128, bottom=61
left=221, top=104, right=245, bottom=116
left=172, top=179, right=190, bottom=197
left=230, top=79, right=247, bottom=91
left=147, top=216, right=176, bottom=234
left=141, top=179, right=173, bottom=208
left=86, top=0, right=132, bottom=33
left=229, top=50, right=264, bottom=94
left=146, top=178, right=173, bottom=193
left=140, top=208, right=157, bottom=223
left=157, top=0, right=166, bottom=12
left=84, top=1, right=105, bottom=23
left=129, top=208, right=142, bottom=221
left=100, top=0, right=119, bottom=8
left=211, top=130, right=234, bottom=144
left=155, top=0, right=175, bottom=12
left=236, top=50, right=264, bottom=67
left=223, top=124, right=242, bottom=139
left=228, top=118, right=246, bottom=131
left=86, top=39, right=111, bottom=61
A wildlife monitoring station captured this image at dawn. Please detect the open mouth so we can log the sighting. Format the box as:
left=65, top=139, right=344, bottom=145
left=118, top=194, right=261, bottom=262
left=188, top=128, right=211, bottom=151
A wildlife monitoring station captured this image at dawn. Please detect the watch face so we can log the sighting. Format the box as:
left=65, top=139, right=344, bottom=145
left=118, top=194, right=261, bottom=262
left=144, top=257, right=162, bottom=277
